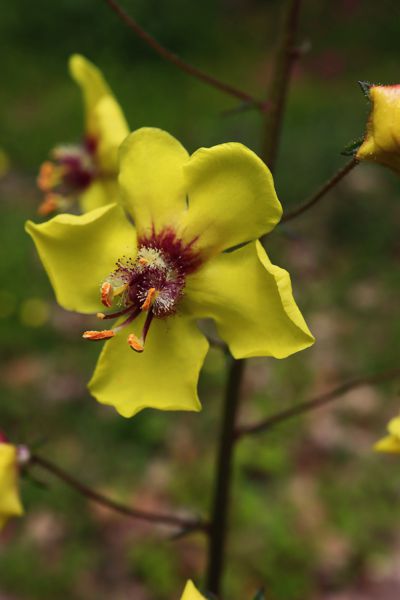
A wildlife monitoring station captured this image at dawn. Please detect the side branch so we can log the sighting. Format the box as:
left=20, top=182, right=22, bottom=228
left=282, top=157, right=358, bottom=223
left=30, top=453, right=207, bottom=533
left=236, top=367, right=400, bottom=438
left=103, top=0, right=265, bottom=109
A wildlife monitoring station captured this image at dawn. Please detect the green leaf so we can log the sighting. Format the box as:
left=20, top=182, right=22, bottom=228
left=252, top=588, right=266, bottom=600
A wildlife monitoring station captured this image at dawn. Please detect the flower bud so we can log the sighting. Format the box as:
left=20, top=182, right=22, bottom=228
left=356, top=83, right=400, bottom=174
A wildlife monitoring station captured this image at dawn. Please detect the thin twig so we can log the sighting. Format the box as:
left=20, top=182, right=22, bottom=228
left=261, top=0, right=303, bottom=170
left=235, top=367, right=400, bottom=439
left=282, top=157, right=359, bottom=223
left=103, top=0, right=266, bottom=110
left=30, top=454, right=207, bottom=532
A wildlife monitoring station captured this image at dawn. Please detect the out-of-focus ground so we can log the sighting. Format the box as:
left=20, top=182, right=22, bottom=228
left=1, top=1, right=400, bottom=599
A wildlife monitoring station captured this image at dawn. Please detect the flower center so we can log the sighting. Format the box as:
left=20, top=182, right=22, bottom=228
left=37, top=136, right=97, bottom=215
left=83, top=230, right=201, bottom=352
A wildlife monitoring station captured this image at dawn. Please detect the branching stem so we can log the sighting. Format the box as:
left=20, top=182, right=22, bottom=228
left=30, top=453, right=207, bottom=534
left=235, top=367, right=400, bottom=438
left=282, top=158, right=358, bottom=223
left=103, top=0, right=266, bottom=110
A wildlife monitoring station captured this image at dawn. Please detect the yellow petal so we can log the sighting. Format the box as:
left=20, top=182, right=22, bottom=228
left=185, top=241, right=314, bottom=359
left=387, top=415, right=400, bottom=438
left=93, top=95, right=129, bottom=172
left=119, top=128, right=189, bottom=235
left=88, top=314, right=209, bottom=417
left=181, top=142, right=282, bottom=256
left=69, top=54, right=129, bottom=171
left=357, top=85, right=400, bottom=173
left=0, top=444, right=24, bottom=529
left=374, top=434, right=400, bottom=454
left=25, top=204, right=136, bottom=314
left=180, top=580, right=206, bottom=600
left=79, top=179, right=119, bottom=213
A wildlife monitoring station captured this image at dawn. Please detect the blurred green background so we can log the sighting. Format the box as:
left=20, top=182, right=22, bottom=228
left=1, top=0, right=400, bottom=598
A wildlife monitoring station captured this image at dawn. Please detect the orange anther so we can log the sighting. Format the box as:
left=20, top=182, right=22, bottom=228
left=38, top=193, right=59, bottom=216
left=37, top=161, right=56, bottom=192
left=141, top=287, right=156, bottom=311
left=139, top=257, right=148, bottom=266
left=101, top=282, right=113, bottom=308
left=127, top=333, right=144, bottom=352
left=82, top=330, right=115, bottom=341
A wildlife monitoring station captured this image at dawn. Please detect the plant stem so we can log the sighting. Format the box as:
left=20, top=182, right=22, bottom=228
left=282, top=158, right=358, bottom=223
left=261, top=0, right=302, bottom=171
left=235, top=366, right=400, bottom=438
left=206, top=359, right=245, bottom=596
left=205, top=2, right=303, bottom=596
left=103, top=0, right=266, bottom=110
left=30, top=453, right=207, bottom=534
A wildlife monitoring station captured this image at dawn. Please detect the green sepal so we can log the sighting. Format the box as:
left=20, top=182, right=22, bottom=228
left=341, top=137, right=364, bottom=156
left=358, top=80, right=373, bottom=99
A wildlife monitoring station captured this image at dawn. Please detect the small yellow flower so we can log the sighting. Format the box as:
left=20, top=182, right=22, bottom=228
left=0, top=437, right=24, bottom=530
left=37, top=55, right=129, bottom=215
left=356, top=83, right=400, bottom=174
left=374, top=415, right=400, bottom=453
left=180, top=580, right=206, bottom=600
left=26, top=128, right=314, bottom=418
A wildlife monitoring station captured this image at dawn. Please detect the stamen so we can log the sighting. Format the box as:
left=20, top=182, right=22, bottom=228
left=37, top=161, right=59, bottom=192
left=141, top=287, right=157, bottom=311
left=101, top=282, right=113, bottom=308
left=127, top=333, right=144, bottom=352
left=139, top=257, right=148, bottom=266
left=38, top=193, right=60, bottom=216
left=128, top=310, right=154, bottom=353
left=96, top=304, right=135, bottom=320
left=83, top=330, right=115, bottom=341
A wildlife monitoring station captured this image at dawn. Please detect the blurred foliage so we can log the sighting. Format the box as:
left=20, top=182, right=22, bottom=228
left=1, top=0, right=400, bottom=599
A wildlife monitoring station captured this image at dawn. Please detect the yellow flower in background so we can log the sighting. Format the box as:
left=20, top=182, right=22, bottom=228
left=374, top=415, right=400, bottom=453
left=26, top=127, right=314, bottom=418
left=180, top=580, right=206, bottom=600
left=0, top=437, right=24, bottom=530
left=356, top=83, right=400, bottom=174
left=37, top=54, right=129, bottom=216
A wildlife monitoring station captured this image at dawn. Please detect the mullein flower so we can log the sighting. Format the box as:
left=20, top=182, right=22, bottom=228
left=355, top=83, right=400, bottom=174
left=374, top=415, right=400, bottom=453
left=37, top=54, right=129, bottom=216
left=0, top=434, right=24, bottom=529
left=180, top=580, right=205, bottom=600
left=26, top=128, right=314, bottom=418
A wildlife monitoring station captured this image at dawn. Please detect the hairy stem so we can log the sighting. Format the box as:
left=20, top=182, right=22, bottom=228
left=282, top=158, right=358, bottom=223
left=261, top=0, right=302, bottom=170
left=103, top=0, right=265, bottom=110
left=206, top=359, right=245, bottom=596
left=31, top=453, right=207, bottom=533
left=235, top=366, right=400, bottom=438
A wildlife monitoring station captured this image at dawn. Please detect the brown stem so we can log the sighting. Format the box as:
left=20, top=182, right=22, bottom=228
left=282, top=158, right=358, bottom=223
left=235, top=367, right=400, bottom=439
left=30, top=454, right=207, bottom=533
left=206, top=359, right=245, bottom=596
left=103, top=0, right=266, bottom=110
left=261, top=0, right=302, bottom=170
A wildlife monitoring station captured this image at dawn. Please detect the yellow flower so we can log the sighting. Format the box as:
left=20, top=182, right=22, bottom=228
left=0, top=439, right=24, bottom=529
left=356, top=84, right=400, bottom=174
left=374, top=415, right=400, bottom=453
left=26, top=128, right=314, bottom=418
left=180, top=580, right=206, bottom=600
left=37, top=54, right=129, bottom=216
